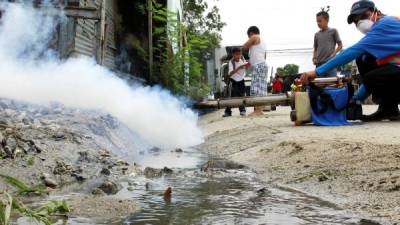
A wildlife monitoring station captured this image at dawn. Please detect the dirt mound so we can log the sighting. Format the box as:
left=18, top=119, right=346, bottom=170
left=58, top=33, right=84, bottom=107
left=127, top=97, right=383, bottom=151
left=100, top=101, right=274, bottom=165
left=0, top=98, right=140, bottom=193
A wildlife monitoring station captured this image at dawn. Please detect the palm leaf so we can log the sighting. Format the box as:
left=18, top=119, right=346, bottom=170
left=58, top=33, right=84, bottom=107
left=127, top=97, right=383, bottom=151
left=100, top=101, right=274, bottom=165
left=0, top=174, right=47, bottom=196
left=0, top=191, right=13, bottom=225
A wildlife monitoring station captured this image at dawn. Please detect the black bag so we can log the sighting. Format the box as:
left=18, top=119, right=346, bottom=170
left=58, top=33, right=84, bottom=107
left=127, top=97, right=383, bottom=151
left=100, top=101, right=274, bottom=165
left=346, top=101, right=363, bottom=121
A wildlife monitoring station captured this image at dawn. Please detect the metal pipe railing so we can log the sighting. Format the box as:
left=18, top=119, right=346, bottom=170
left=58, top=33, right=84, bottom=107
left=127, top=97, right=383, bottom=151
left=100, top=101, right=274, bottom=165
left=194, top=94, right=291, bottom=109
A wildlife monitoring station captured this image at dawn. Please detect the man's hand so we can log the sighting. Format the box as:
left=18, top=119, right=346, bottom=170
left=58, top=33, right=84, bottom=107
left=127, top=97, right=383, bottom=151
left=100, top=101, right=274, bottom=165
left=300, top=71, right=318, bottom=85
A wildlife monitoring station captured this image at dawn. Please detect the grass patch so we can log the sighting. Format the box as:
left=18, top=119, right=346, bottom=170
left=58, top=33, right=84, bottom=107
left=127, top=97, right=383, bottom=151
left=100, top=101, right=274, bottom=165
left=0, top=174, right=47, bottom=196
left=27, top=156, right=34, bottom=166
left=0, top=175, right=70, bottom=225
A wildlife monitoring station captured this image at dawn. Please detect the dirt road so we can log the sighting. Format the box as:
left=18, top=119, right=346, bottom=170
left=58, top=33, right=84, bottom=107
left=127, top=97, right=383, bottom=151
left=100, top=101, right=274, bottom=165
left=199, top=105, right=400, bottom=224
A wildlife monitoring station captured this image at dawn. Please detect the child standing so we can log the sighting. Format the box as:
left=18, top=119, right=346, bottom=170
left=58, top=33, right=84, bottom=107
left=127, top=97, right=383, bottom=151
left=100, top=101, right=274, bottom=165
left=313, top=7, right=343, bottom=77
left=243, top=26, right=267, bottom=116
left=223, top=48, right=249, bottom=117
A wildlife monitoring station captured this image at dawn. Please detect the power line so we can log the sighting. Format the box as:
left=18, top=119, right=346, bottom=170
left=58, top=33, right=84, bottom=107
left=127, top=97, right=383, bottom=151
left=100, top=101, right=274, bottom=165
left=267, top=48, right=313, bottom=53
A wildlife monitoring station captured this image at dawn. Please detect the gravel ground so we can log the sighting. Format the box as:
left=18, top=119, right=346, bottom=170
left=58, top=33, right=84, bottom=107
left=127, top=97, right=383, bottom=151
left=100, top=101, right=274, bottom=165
left=199, top=105, right=400, bottom=225
left=0, top=98, right=142, bottom=221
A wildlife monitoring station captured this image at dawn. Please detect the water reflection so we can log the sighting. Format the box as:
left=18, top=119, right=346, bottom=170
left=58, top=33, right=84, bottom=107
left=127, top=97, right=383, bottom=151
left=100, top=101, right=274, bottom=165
left=18, top=149, right=364, bottom=225
left=121, top=169, right=359, bottom=225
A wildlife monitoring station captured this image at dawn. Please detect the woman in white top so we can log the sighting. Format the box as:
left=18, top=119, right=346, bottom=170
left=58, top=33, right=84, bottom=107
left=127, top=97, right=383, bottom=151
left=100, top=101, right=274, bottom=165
left=243, top=26, right=267, bottom=116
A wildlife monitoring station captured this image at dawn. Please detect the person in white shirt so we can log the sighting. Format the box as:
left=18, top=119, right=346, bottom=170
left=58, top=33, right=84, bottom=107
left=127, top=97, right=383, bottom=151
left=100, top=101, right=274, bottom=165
left=223, top=48, right=250, bottom=117
left=243, top=26, right=267, bottom=116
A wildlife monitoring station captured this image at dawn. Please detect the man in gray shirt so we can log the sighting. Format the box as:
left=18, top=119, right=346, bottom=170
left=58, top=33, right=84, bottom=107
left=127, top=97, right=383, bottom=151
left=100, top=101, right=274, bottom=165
left=313, top=8, right=343, bottom=77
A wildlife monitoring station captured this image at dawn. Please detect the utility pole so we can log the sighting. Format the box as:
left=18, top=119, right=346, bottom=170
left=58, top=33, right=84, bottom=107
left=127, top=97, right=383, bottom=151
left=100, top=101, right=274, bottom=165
left=148, top=0, right=153, bottom=83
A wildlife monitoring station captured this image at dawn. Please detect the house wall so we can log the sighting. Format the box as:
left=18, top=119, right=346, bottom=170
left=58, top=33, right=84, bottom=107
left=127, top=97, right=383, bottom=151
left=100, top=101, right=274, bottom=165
left=59, top=0, right=179, bottom=82
left=72, top=0, right=100, bottom=59
left=62, top=0, right=117, bottom=70
left=102, top=0, right=117, bottom=69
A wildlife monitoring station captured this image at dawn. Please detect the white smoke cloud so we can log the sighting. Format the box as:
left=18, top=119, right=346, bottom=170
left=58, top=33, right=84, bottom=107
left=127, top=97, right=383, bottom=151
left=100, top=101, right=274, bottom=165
left=0, top=2, right=203, bottom=148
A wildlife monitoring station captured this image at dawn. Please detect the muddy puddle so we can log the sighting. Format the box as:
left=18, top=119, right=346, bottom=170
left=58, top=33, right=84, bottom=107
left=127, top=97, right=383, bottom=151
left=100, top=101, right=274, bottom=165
left=19, top=148, right=369, bottom=225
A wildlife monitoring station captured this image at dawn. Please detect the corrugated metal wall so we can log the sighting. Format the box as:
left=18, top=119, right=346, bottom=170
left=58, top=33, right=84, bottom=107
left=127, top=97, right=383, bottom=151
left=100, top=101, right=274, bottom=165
left=72, top=0, right=100, bottom=59
left=55, top=17, right=76, bottom=59
left=68, top=0, right=116, bottom=70
left=102, top=0, right=116, bottom=69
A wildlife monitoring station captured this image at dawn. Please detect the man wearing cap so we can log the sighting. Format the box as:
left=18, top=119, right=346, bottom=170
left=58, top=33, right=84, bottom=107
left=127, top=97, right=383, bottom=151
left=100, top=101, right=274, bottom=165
left=302, top=0, right=400, bottom=121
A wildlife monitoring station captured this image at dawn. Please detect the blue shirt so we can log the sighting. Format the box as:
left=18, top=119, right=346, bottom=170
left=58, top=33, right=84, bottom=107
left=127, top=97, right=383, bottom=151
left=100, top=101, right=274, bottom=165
left=316, top=16, right=400, bottom=75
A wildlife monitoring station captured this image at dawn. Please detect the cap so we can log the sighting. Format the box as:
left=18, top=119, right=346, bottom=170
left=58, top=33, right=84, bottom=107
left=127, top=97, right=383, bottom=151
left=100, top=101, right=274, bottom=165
left=347, top=0, right=376, bottom=24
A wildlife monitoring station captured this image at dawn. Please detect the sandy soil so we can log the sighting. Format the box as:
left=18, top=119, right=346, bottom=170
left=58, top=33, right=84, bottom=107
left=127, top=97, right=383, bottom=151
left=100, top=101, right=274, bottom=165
left=199, top=105, right=400, bottom=225
left=68, top=194, right=139, bottom=220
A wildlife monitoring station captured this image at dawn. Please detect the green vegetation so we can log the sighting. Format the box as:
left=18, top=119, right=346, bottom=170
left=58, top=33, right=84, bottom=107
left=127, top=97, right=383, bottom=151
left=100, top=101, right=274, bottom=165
left=0, top=174, right=47, bottom=196
left=0, top=191, right=12, bottom=225
left=36, top=200, right=70, bottom=216
left=338, top=62, right=353, bottom=71
left=0, top=175, right=70, bottom=225
left=136, top=0, right=225, bottom=99
left=277, top=64, right=300, bottom=77
left=27, top=156, right=34, bottom=166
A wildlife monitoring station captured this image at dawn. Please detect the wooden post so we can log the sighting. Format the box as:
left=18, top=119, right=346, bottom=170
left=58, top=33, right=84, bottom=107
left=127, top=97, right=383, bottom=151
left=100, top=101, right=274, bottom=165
left=148, top=0, right=153, bottom=83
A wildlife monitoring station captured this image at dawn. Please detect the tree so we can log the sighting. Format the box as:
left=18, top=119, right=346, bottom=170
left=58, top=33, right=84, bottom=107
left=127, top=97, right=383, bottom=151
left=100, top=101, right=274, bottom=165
left=276, top=64, right=299, bottom=77
left=133, top=0, right=225, bottom=99
left=183, top=0, right=225, bottom=36
left=181, top=0, right=225, bottom=99
left=148, top=0, right=216, bottom=99
left=182, top=0, right=226, bottom=64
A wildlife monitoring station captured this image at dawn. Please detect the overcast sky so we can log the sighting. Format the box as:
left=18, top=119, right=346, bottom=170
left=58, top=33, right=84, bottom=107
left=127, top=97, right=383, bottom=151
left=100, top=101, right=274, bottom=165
left=207, top=0, right=400, bottom=72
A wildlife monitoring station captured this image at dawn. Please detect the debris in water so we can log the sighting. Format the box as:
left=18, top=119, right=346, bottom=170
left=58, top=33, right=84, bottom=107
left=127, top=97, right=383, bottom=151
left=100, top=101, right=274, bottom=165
left=72, top=173, right=87, bottom=182
left=257, top=187, right=268, bottom=195
left=144, top=167, right=163, bottom=178
left=127, top=186, right=134, bottom=192
left=100, top=168, right=111, bottom=176
left=41, top=173, right=58, bottom=188
left=201, top=160, right=213, bottom=172
left=116, top=160, right=129, bottom=166
left=149, top=147, right=162, bottom=154
left=162, top=167, right=173, bottom=175
left=163, top=186, right=172, bottom=199
left=97, top=181, right=121, bottom=195
left=91, top=188, right=105, bottom=196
